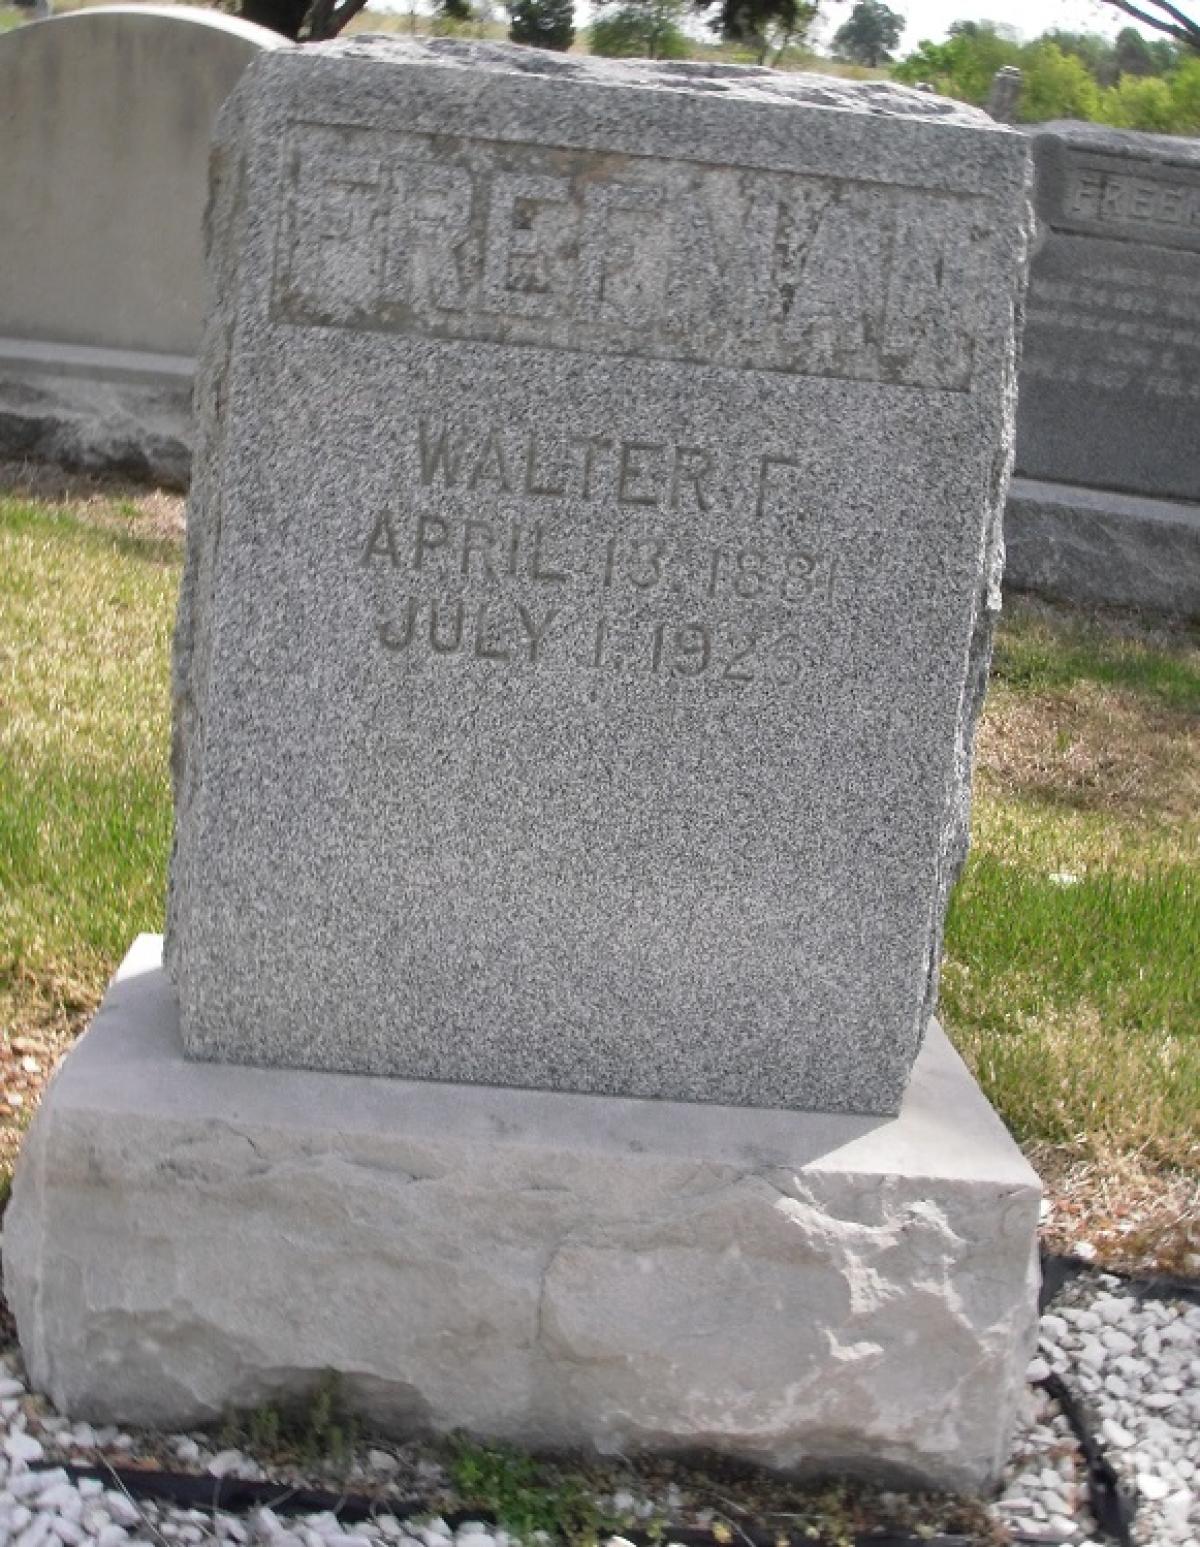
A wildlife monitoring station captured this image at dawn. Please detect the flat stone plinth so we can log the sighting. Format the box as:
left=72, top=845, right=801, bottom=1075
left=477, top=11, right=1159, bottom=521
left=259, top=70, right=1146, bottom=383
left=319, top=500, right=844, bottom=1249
left=1005, top=477, right=1200, bottom=619
left=5, top=938, right=1041, bottom=1494
left=0, top=340, right=194, bottom=490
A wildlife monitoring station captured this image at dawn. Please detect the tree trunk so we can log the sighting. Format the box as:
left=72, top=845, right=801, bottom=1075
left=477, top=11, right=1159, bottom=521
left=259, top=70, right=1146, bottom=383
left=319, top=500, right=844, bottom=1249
left=237, top=0, right=310, bottom=39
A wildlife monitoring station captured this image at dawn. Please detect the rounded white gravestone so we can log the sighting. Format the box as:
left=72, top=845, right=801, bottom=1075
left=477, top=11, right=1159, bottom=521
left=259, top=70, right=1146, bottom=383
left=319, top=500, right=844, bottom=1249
left=0, top=4, right=286, bottom=355
left=0, top=5, right=287, bottom=483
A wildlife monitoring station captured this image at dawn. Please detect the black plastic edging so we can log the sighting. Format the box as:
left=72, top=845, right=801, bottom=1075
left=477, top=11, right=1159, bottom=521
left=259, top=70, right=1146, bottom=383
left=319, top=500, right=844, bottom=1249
left=1033, top=1375, right=1136, bottom=1546
left=1040, top=1250, right=1200, bottom=1310
left=1036, top=1253, right=1194, bottom=1542
left=31, top=1464, right=977, bottom=1547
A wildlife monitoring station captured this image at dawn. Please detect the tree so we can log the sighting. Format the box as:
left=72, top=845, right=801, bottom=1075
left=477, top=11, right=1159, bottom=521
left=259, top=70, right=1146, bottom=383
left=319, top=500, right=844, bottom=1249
left=507, top=0, right=575, bottom=47
left=1019, top=41, right=1102, bottom=120
left=895, top=12, right=1200, bottom=128
left=1041, top=29, right=1119, bottom=85
left=832, top=0, right=903, bottom=65
left=1146, top=37, right=1182, bottom=69
left=1115, top=23, right=1156, bottom=71
left=439, top=0, right=474, bottom=19
left=948, top=16, right=1018, bottom=42
left=1096, top=0, right=1199, bottom=52
left=893, top=21, right=1021, bottom=101
left=591, top=0, right=689, bottom=57
left=236, top=0, right=369, bottom=40
left=695, top=0, right=816, bottom=64
left=1169, top=49, right=1200, bottom=116
left=1037, top=28, right=1177, bottom=82
left=1099, top=69, right=1177, bottom=121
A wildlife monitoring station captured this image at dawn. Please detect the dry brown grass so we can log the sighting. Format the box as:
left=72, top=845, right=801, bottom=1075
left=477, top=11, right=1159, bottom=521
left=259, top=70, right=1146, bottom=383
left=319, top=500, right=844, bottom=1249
left=1032, top=1140, right=1200, bottom=1278
left=0, top=460, right=185, bottom=543
left=977, top=685, right=1199, bottom=828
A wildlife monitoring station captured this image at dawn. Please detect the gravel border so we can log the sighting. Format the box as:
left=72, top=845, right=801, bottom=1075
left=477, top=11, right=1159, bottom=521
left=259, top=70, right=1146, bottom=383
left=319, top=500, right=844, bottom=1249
left=994, top=1271, right=1199, bottom=1544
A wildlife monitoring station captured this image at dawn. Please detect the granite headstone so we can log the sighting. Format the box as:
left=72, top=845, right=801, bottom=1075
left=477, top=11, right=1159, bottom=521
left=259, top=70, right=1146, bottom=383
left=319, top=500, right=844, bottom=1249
left=167, top=40, right=1031, bottom=1115
left=1016, top=121, right=1200, bottom=502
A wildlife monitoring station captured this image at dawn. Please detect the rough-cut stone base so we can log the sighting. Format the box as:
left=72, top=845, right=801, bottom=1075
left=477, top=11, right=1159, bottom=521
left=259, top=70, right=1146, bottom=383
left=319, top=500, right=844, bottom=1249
left=4, top=937, right=1040, bottom=1495
left=1005, top=476, right=1200, bottom=619
left=0, top=341, right=193, bottom=490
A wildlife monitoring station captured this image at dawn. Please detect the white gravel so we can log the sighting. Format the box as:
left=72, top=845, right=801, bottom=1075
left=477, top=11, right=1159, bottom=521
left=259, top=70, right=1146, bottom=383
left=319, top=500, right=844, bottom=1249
left=994, top=1273, right=1200, bottom=1545
left=0, top=1270, right=1194, bottom=1547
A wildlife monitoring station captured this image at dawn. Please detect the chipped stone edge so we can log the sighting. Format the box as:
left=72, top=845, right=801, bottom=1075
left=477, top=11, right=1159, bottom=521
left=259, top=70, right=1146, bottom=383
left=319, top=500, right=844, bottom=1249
left=164, top=84, right=250, bottom=981
left=921, top=160, right=1036, bottom=1044
left=321, top=36, right=998, bottom=125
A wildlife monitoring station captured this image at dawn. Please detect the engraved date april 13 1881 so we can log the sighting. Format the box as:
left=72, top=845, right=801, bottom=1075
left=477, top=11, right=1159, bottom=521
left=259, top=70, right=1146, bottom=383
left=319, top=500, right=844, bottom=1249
left=363, top=508, right=836, bottom=685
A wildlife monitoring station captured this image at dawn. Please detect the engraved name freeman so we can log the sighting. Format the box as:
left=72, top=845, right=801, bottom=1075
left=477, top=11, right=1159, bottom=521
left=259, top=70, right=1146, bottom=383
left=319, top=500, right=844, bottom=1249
left=1066, top=167, right=1200, bottom=232
left=274, top=121, right=989, bottom=391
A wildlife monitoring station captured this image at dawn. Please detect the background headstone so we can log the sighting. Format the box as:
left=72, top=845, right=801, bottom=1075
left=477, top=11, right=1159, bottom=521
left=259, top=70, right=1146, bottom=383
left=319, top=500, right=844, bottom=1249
left=1016, top=121, right=1200, bottom=503
left=0, top=5, right=286, bottom=485
left=985, top=66, right=1022, bottom=125
left=1006, top=122, right=1200, bottom=617
left=167, top=40, right=1031, bottom=1117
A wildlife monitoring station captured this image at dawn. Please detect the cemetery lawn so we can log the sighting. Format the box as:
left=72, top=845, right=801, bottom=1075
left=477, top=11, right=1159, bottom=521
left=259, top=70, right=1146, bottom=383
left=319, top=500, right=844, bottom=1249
left=943, top=601, right=1200, bottom=1270
left=0, top=473, right=1197, bottom=1268
left=0, top=472, right=180, bottom=1191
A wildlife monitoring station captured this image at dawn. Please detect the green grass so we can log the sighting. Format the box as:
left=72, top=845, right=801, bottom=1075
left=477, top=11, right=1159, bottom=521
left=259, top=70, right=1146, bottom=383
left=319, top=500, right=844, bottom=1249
left=943, top=861, right=1198, bottom=1160
left=448, top=1439, right=620, bottom=1544
left=991, top=607, right=1200, bottom=713
left=441, top=1438, right=992, bottom=1547
left=0, top=495, right=1197, bottom=1182
left=0, top=497, right=177, bottom=1039
left=942, top=600, right=1200, bottom=1172
left=220, top=1370, right=361, bottom=1466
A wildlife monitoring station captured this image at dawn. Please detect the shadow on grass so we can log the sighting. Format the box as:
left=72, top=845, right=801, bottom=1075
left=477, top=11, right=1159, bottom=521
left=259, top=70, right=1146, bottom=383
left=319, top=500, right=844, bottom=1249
left=0, top=497, right=181, bottom=570
left=993, top=606, right=1200, bottom=714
